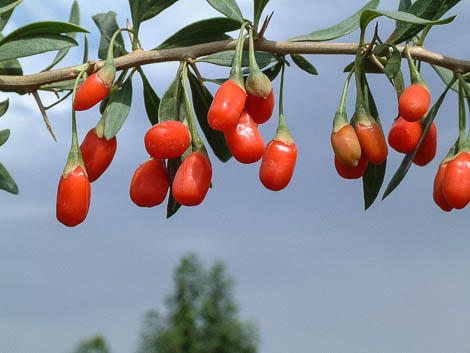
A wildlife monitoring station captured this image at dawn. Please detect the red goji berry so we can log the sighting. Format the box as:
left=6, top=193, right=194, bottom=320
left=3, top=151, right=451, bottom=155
left=207, top=80, right=246, bottom=131
left=388, top=117, right=422, bottom=154
left=433, top=162, right=452, bottom=212
left=398, top=84, right=430, bottom=122
left=245, top=89, right=275, bottom=125
left=334, top=152, right=368, bottom=179
left=413, top=122, right=437, bottom=166
left=73, top=72, right=111, bottom=111
left=355, top=120, right=388, bottom=165
left=80, top=128, right=117, bottom=182
left=259, top=139, right=297, bottom=191
left=224, top=110, right=265, bottom=164
left=144, top=121, right=190, bottom=159
left=56, top=166, right=91, bottom=227
left=331, top=124, right=362, bottom=167
left=172, top=152, right=212, bottom=206
left=130, top=158, right=169, bottom=207
left=443, top=152, right=470, bottom=209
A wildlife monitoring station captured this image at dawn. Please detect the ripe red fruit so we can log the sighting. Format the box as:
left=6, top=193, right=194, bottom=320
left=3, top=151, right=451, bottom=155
left=388, top=117, right=422, bottom=154
left=73, top=72, right=111, bottom=111
left=172, top=152, right=212, bottom=206
left=355, top=121, right=388, bottom=165
left=259, top=139, right=297, bottom=191
left=398, top=84, right=430, bottom=122
left=433, top=163, right=452, bottom=212
left=334, top=152, right=368, bottom=179
left=244, top=89, right=275, bottom=124
left=56, top=166, right=91, bottom=227
left=331, top=124, right=362, bottom=167
left=80, top=128, right=117, bottom=182
left=224, top=110, right=265, bottom=164
left=413, top=122, right=437, bottom=166
left=144, top=120, right=191, bottom=159
left=130, top=158, right=169, bottom=207
left=443, top=152, right=470, bottom=209
left=207, top=80, right=246, bottom=131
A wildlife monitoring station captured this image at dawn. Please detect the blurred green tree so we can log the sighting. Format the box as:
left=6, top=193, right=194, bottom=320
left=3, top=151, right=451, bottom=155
left=136, top=254, right=258, bottom=353
left=71, top=335, right=111, bottom=353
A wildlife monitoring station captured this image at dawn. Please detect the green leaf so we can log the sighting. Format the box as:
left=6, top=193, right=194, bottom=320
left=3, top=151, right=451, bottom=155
left=253, top=0, right=269, bottom=32
left=43, top=0, right=81, bottom=71
left=139, top=68, right=160, bottom=125
left=0, top=57, right=22, bottom=75
left=0, top=161, right=18, bottom=194
left=158, top=75, right=184, bottom=123
left=188, top=71, right=232, bottom=162
left=0, top=99, right=8, bottom=118
left=104, top=78, right=133, bottom=140
left=362, top=80, right=386, bottom=210
left=0, top=34, right=78, bottom=61
left=129, top=0, right=180, bottom=37
left=432, top=64, right=470, bottom=97
left=263, top=61, right=283, bottom=81
left=0, top=128, right=9, bottom=146
left=290, top=54, right=318, bottom=75
left=0, top=21, right=87, bottom=46
left=0, top=0, right=24, bottom=32
left=41, top=77, right=84, bottom=91
left=288, top=0, right=379, bottom=42
left=343, top=58, right=384, bottom=74
left=197, top=50, right=277, bottom=68
left=398, top=0, right=412, bottom=11
left=374, top=43, right=401, bottom=79
left=92, top=11, right=126, bottom=60
left=363, top=160, right=386, bottom=210
left=388, top=0, right=461, bottom=44
left=166, top=157, right=182, bottom=218
left=382, top=77, right=454, bottom=199
left=360, top=9, right=455, bottom=33
left=156, top=17, right=240, bottom=50
left=206, top=0, right=244, bottom=23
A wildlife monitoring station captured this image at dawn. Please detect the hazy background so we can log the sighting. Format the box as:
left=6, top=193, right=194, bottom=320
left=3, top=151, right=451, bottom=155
left=1, top=0, right=470, bottom=352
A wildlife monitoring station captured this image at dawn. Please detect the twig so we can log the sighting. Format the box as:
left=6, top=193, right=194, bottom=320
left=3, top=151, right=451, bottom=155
left=0, top=40, right=469, bottom=93
left=32, top=91, right=57, bottom=142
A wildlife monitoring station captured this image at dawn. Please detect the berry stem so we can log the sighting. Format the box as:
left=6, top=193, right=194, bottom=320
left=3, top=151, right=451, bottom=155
left=182, top=60, right=205, bottom=153
left=64, top=70, right=87, bottom=176
left=276, top=62, right=293, bottom=144
left=333, top=69, right=354, bottom=132
left=248, top=27, right=262, bottom=76
left=458, top=78, right=466, bottom=148
left=229, top=22, right=249, bottom=90
left=404, top=43, right=427, bottom=88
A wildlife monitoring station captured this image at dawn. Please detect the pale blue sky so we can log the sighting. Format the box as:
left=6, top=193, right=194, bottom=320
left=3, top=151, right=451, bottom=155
left=1, top=1, right=470, bottom=353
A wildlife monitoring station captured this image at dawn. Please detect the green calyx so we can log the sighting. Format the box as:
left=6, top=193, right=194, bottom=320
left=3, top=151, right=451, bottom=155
left=229, top=22, right=250, bottom=91
left=64, top=71, right=87, bottom=177
left=333, top=70, right=354, bottom=133
left=404, top=43, right=428, bottom=89
left=94, top=115, right=106, bottom=139
left=245, top=27, right=272, bottom=98
left=274, top=61, right=293, bottom=144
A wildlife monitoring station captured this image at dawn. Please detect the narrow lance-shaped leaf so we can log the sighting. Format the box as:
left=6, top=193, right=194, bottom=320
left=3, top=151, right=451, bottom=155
left=0, top=161, right=18, bottom=194
left=139, top=68, right=160, bottom=125
left=432, top=64, right=470, bottom=97
left=360, top=9, right=455, bottom=33
left=206, top=0, right=244, bottom=23
left=253, top=0, right=269, bottom=32
left=156, top=17, right=240, bottom=50
left=382, top=77, right=455, bottom=199
left=0, top=98, right=9, bottom=118
left=362, top=79, right=386, bottom=210
left=92, top=11, right=126, bottom=60
left=104, top=78, right=133, bottom=140
left=0, top=21, right=88, bottom=45
left=0, top=128, right=9, bottom=146
left=197, top=50, right=277, bottom=68
left=0, top=0, right=24, bottom=32
left=289, top=0, right=379, bottom=42
left=0, top=34, right=79, bottom=61
left=129, top=0, right=180, bottom=38
left=388, top=0, right=461, bottom=44
left=43, top=0, right=81, bottom=71
left=159, top=75, right=184, bottom=123
left=398, top=0, right=412, bottom=11
left=290, top=54, right=318, bottom=75
left=188, top=71, right=232, bottom=162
